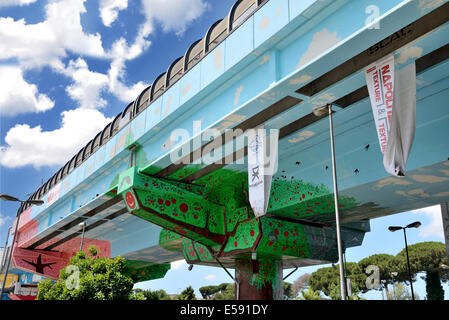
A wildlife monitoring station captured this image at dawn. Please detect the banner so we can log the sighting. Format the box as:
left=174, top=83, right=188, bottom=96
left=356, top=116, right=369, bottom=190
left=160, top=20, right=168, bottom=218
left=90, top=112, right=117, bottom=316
left=365, top=54, right=416, bottom=176
left=247, top=126, right=278, bottom=217
left=365, top=54, right=395, bottom=155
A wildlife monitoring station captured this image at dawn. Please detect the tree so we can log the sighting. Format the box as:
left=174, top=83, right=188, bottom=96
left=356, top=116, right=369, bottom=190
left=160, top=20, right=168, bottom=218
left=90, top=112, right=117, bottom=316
left=37, top=246, right=134, bottom=300
left=199, top=283, right=228, bottom=299
left=212, top=283, right=235, bottom=300
left=358, top=254, right=396, bottom=296
left=178, top=286, right=196, bottom=300
left=133, top=288, right=171, bottom=300
left=283, top=281, right=295, bottom=300
left=291, top=273, right=311, bottom=297
left=297, top=288, right=322, bottom=300
left=385, top=283, right=418, bottom=300
left=308, top=262, right=366, bottom=299
left=395, top=241, right=448, bottom=300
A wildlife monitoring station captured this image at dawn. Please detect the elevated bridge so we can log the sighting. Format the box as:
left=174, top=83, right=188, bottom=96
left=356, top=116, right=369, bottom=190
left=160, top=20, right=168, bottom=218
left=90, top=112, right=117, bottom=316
left=5, top=0, right=449, bottom=299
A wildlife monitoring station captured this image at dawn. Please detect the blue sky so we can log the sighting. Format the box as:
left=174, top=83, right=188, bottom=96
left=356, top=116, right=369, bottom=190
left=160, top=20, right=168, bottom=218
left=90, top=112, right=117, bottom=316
left=0, top=0, right=447, bottom=300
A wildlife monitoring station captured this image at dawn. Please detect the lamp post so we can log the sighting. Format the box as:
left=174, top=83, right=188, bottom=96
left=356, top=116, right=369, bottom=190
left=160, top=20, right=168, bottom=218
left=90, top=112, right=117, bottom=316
left=78, top=222, right=86, bottom=252
left=1, top=227, right=12, bottom=272
left=388, top=221, right=421, bottom=300
left=312, top=104, right=347, bottom=300
left=0, top=194, right=44, bottom=297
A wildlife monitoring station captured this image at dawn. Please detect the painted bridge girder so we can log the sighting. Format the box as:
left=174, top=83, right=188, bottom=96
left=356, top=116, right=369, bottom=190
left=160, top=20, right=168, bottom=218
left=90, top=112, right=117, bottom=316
left=117, top=166, right=368, bottom=267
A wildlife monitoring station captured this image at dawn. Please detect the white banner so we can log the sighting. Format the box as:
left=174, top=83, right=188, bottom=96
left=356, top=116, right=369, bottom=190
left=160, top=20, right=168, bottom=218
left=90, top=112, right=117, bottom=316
left=365, top=54, right=395, bottom=154
left=247, top=126, right=278, bottom=217
left=365, top=54, right=416, bottom=176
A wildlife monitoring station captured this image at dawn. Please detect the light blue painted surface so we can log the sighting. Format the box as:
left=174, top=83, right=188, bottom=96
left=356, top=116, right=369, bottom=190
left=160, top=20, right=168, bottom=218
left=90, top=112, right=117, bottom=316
left=19, top=0, right=449, bottom=264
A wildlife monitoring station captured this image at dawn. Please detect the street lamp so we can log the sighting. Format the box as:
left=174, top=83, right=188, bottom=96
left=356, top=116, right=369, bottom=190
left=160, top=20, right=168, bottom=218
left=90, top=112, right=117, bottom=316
left=388, top=221, right=421, bottom=300
left=312, top=104, right=347, bottom=300
left=78, top=222, right=86, bottom=251
left=1, top=227, right=12, bottom=272
left=0, top=194, right=44, bottom=297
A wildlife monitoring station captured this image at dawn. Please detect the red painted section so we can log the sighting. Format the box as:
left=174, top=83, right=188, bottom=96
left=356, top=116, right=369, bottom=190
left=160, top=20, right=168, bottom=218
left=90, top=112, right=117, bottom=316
left=16, top=207, right=32, bottom=230
left=125, top=191, right=136, bottom=209
left=12, top=247, right=71, bottom=279
left=17, top=219, right=39, bottom=247
left=34, top=237, right=111, bottom=257
left=10, top=207, right=40, bottom=248
left=12, top=235, right=111, bottom=279
left=9, top=294, right=36, bottom=300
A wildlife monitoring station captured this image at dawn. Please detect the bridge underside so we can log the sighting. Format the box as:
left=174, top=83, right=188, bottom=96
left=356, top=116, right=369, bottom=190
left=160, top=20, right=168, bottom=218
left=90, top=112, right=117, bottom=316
left=8, top=0, right=449, bottom=300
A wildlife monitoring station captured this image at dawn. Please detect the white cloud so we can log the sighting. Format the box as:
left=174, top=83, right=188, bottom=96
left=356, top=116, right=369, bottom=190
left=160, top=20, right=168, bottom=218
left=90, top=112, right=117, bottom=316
left=170, top=259, right=187, bottom=270
left=0, top=0, right=105, bottom=69
left=0, top=0, right=213, bottom=172
left=106, top=25, right=152, bottom=102
left=142, top=0, right=210, bottom=35
left=64, top=59, right=109, bottom=109
left=0, top=108, right=112, bottom=168
left=205, top=274, right=217, bottom=281
left=0, top=0, right=37, bottom=7
left=412, top=205, right=444, bottom=238
left=0, top=65, right=55, bottom=116
left=0, top=213, right=11, bottom=227
left=99, top=0, right=128, bottom=27
left=0, top=0, right=210, bottom=110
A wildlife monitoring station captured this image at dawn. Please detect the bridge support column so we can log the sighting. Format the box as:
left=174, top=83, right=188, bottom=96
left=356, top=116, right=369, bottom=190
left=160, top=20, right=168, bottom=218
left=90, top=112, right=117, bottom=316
left=235, top=258, right=283, bottom=300
left=441, top=203, right=449, bottom=260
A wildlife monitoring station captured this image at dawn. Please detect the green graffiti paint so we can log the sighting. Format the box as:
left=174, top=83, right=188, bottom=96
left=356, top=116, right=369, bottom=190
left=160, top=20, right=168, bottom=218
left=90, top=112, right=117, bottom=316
left=159, top=228, right=184, bottom=252
left=224, top=218, right=260, bottom=253
left=124, top=260, right=170, bottom=283
left=117, top=166, right=364, bottom=276
left=257, top=217, right=310, bottom=258
left=167, top=164, right=203, bottom=180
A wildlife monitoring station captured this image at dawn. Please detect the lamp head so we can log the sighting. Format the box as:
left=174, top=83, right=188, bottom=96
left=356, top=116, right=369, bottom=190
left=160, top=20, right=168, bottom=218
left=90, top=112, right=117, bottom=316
left=388, top=226, right=403, bottom=232
left=312, top=104, right=332, bottom=117
left=0, top=194, right=21, bottom=202
left=406, top=221, right=421, bottom=229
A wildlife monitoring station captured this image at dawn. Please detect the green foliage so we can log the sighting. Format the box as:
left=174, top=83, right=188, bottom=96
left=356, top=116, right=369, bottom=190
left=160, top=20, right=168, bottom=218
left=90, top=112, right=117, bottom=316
left=198, top=283, right=236, bottom=300
left=212, top=283, right=235, bottom=300
left=359, top=254, right=396, bottom=286
left=178, top=286, right=196, bottom=300
left=88, top=245, right=99, bottom=257
left=129, top=291, right=146, bottom=300
left=297, top=288, right=322, bottom=300
left=425, top=271, right=444, bottom=300
left=307, top=242, right=447, bottom=300
left=199, top=283, right=229, bottom=299
left=347, top=294, right=366, bottom=300
left=283, top=281, right=295, bottom=300
left=385, top=283, right=418, bottom=300
left=36, top=247, right=134, bottom=300
left=141, top=289, right=171, bottom=300
left=395, top=241, right=446, bottom=277
left=308, top=262, right=366, bottom=299
left=395, top=241, right=447, bottom=300
left=130, top=288, right=171, bottom=300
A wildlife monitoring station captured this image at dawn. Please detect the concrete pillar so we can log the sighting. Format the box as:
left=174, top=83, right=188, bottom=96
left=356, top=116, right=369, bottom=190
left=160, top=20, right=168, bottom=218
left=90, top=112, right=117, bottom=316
left=235, top=258, right=283, bottom=300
